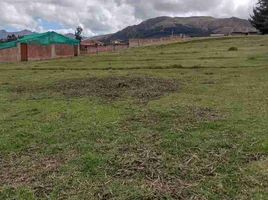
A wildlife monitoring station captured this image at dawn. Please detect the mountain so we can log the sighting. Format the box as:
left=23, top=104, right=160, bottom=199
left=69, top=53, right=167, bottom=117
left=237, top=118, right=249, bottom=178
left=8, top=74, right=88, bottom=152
left=100, top=16, right=257, bottom=42
left=65, top=33, right=76, bottom=39
left=88, top=33, right=112, bottom=41
left=0, top=29, right=34, bottom=39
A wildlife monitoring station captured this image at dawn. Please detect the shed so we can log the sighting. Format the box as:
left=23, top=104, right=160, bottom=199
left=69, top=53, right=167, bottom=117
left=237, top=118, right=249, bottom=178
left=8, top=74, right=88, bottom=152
left=81, top=39, right=104, bottom=46
left=0, top=31, right=80, bottom=62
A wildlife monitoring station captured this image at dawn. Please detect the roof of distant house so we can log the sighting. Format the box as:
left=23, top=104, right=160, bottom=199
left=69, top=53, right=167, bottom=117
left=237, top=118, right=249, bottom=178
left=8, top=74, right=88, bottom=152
left=81, top=39, right=104, bottom=46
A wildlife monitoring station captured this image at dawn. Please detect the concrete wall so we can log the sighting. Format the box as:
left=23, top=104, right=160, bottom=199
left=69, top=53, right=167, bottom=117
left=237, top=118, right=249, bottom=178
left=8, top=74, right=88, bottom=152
left=80, top=44, right=128, bottom=55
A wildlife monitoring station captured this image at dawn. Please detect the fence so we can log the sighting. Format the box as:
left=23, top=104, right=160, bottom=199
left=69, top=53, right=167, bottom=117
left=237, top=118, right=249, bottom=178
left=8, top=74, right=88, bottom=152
left=80, top=44, right=129, bottom=55
left=80, top=36, right=190, bottom=55
left=129, top=36, right=188, bottom=48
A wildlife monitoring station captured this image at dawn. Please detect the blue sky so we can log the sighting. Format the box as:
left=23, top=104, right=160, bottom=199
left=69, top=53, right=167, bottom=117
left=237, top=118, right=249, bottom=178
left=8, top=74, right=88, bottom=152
left=0, top=0, right=257, bottom=36
left=1, top=19, right=64, bottom=33
left=37, top=19, right=63, bottom=30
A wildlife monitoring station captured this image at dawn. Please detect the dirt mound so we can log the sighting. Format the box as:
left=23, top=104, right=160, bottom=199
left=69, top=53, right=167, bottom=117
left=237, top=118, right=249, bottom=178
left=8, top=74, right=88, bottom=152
left=53, top=76, right=179, bottom=102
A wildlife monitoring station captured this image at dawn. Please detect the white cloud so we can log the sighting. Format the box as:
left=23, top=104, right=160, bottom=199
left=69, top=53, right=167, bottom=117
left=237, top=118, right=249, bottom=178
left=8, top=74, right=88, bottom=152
left=0, top=0, right=257, bottom=36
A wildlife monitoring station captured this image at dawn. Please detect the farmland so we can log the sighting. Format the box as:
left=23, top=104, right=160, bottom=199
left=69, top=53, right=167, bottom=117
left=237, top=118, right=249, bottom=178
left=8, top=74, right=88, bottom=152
left=0, top=36, right=267, bottom=199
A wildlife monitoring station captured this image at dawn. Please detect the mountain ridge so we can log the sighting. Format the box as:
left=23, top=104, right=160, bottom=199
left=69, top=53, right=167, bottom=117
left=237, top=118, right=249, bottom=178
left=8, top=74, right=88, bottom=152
left=97, top=16, right=257, bottom=42
left=0, top=30, right=77, bottom=40
left=0, top=29, right=34, bottom=39
left=0, top=16, right=257, bottom=42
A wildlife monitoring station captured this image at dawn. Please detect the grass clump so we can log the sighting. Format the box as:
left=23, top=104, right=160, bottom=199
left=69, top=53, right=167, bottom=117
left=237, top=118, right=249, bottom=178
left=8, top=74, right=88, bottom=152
left=228, top=46, right=238, bottom=51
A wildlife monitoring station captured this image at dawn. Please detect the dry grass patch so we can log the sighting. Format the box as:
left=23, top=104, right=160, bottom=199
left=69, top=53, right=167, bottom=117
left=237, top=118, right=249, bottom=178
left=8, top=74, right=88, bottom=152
left=0, top=149, right=77, bottom=198
left=113, top=106, right=226, bottom=198
left=123, top=106, right=224, bottom=132
left=110, top=146, right=196, bottom=199
left=52, top=76, right=180, bottom=103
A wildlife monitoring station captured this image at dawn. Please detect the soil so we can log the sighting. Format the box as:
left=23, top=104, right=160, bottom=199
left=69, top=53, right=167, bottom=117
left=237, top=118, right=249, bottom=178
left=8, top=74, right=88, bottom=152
left=52, top=76, right=180, bottom=103
left=0, top=149, right=77, bottom=198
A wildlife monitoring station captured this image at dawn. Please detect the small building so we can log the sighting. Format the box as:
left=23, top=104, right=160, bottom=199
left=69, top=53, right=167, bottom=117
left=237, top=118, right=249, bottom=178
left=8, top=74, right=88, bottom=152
left=0, top=31, right=80, bottom=62
left=81, top=39, right=104, bottom=46
left=210, top=34, right=225, bottom=37
left=80, top=39, right=104, bottom=53
left=230, top=31, right=259, bottom=36
left=111, top=39, right=124, bottom=45
left=80, top=39, right=128, bottom=55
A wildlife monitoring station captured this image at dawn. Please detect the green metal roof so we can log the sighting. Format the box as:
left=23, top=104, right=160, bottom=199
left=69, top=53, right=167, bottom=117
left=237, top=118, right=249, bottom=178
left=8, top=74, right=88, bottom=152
left=0, top=31, right=80, bottom=50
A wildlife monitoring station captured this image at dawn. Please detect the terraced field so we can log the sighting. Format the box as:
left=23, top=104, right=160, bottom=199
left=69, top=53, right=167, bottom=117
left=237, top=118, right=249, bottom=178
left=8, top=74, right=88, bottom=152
left=0, top=36, right=267, bottom=199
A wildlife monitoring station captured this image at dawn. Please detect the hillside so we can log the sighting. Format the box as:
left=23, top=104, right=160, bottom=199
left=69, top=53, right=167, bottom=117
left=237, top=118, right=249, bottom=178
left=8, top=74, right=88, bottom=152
left=0, top=29, right=34, bottom=39
left=101, top=16, right=257, bottom=42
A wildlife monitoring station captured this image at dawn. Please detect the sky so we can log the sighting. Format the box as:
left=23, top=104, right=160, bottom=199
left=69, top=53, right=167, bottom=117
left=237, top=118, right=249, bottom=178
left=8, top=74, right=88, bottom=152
left=0, top=0, right=257, bottom=36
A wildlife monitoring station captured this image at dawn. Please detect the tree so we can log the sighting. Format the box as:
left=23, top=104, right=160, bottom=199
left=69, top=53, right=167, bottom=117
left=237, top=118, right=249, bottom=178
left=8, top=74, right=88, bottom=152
left=6, top=34, right=18, bottom=42
left=250, top=0, right=268, bottom=34
left=75, top=26, right=83, bottom=41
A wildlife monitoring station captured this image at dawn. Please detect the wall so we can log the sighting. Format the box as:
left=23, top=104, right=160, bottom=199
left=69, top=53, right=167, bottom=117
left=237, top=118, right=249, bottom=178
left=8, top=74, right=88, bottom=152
left=0, top=43, right=78, bottom=63
left=0, top=45, right=20, bottom=63
left=55, top=44, right=75, bottom=58
left=28, top=44, right=76, bottom=61
left=27, top=45, right=52, bottom=61
left=80, top=44, right=128, bottom=55
left=115, top=45, right=129, bottom=51
left=129, top=36, right=187, bottom=48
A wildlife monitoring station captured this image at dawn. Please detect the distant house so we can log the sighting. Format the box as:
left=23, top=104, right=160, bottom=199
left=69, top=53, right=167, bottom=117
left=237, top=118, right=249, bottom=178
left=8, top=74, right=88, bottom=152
left=80, top=39, right=104, bottom=52
left=231, top=31, right=259, bottom=36
left=81, top=39, right=104, bottom=46
left=111, top=39, right=125, bottom=45
left=0, top=31, right=80, bottom=62
left=80, top=38, right=129, bottom=55
left=210, top=34, right=225, bottom=37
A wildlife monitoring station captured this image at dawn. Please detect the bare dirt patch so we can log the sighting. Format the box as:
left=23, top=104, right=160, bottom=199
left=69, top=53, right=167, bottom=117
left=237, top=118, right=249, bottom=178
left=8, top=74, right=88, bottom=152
left=52, top=76, right=180, bottom=103
left=186, top=106, right=223, bottom=122
left=0, top=149, right=77, bottom=198
left=110, top=146, right=197, bottom=199
left=122, top=106, right=224, bottom=133
left=113, top=147, right=164, bottom=179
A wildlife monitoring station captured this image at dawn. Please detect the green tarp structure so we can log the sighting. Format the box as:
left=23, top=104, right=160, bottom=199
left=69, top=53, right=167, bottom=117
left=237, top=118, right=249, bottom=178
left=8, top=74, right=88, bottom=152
left=0, top=31, right=80, bottom=50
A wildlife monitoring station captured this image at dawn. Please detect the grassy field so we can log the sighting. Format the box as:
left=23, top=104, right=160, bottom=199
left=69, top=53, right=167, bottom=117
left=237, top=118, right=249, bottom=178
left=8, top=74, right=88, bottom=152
left=0, top=36, right=267, bottom=200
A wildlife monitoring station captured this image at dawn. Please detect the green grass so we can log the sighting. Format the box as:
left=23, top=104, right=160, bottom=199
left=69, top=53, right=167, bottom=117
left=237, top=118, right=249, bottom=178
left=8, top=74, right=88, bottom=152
left=0, top=36, right=267, bottom=199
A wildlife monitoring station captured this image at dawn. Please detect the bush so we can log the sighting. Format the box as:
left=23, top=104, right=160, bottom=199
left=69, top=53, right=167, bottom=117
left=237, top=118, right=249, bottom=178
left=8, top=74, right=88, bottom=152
left=228, top=47, right=238, bottom=51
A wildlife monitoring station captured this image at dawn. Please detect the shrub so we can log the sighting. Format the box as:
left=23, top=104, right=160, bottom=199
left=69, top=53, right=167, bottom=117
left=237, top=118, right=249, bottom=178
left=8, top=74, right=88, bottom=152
left=228, top=47, right=238, bottom=51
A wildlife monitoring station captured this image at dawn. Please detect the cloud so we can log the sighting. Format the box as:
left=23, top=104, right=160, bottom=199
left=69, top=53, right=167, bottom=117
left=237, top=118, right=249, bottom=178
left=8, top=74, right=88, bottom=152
left=0, top=0, right=257, bottom=36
